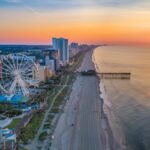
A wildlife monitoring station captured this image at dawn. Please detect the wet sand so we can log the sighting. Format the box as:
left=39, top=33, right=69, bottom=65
left=93, top=55, right=127, bottom=150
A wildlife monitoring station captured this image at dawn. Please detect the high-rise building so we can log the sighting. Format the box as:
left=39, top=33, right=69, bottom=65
left=69, top=42, right=79, bottom=57
left=52, top=38, right=59, bottom=49
left=52, top=37, right=69, bottom=64
left=43, top=48, right=60, bottom=71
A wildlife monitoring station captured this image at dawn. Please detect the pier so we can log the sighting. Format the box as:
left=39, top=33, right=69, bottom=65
left=67, top=70, right=131, bottom=80
left=99, top=72, right=131, bottom=80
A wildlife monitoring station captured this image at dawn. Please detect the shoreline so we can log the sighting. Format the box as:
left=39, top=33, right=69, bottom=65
left=50, top=48, right=126, bottom=150
left=92, top=48, right=127, bottom=150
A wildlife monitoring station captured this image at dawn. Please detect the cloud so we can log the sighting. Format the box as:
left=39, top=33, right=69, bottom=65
left=3, top=0, right=40, bottom=14
left=22, top=0, right=147, bottom=10
left=5, top=0, right=22, bottom=3
left=1, top=0, right=150, bottom=11
left=23, top=4, right=40, bottom=14
left=95, top=0, right=140, bottom=6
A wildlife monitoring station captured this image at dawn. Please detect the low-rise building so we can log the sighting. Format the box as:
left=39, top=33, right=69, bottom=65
left=37, top=64, right=54, bottom=82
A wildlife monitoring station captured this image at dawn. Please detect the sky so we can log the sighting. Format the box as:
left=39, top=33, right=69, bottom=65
left=0, top=0, right=150, bottom=45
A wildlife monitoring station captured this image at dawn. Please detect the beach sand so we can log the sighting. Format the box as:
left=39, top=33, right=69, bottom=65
left=50, top=49, right=127, bottom=150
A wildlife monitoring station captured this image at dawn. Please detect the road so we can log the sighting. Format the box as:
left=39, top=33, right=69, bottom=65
left=51, top=50, right=112, bottom=150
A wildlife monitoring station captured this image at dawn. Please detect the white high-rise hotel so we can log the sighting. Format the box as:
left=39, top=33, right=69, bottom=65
left=52, top=37, right=69, bottom=64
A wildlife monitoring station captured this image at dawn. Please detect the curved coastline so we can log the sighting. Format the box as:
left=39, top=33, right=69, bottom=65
left=92, top=47, right=127, bottom=150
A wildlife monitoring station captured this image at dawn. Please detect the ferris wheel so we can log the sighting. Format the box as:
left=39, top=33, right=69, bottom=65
left=0, top=53, right=40, bottom=96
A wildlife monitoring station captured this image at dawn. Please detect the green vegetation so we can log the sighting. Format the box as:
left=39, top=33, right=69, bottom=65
left=43, top=123, right=50, bottom=129
left=43, top=114, right=54, bottom=130
left=6, top=118, right=21, bottom=129
left=50, top=76, right=70, bottom=109
left=70, top=51, right=87, bottom=72
left=48, top=51, right=85, bottom=116
left=51, top=107, right=60, bottom=113
left=4, top=109, right=22, bottom=117
left=38, top=131, right=48, bottom=141
left=18, top=147, right=29, bottom=150
left=0, top=104, right=14, bottom=113
left=48, top=75, right=74, bottom=114
left=19, top=112, right=44, bottom=144
left=46, top=114, right=54, bottom=122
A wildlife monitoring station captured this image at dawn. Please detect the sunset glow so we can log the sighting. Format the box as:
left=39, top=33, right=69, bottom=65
left=0, top=0, right=150, bottom=44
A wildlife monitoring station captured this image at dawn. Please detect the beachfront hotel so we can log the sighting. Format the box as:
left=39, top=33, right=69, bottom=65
left=52, top=38, right=69, bottom=64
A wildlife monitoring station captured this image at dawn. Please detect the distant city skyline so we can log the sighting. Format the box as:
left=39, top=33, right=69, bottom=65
left=0, top=0, right=150, bottom=45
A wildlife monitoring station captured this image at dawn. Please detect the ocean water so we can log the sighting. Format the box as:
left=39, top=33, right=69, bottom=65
left=93, top=46, right=150, bottom=150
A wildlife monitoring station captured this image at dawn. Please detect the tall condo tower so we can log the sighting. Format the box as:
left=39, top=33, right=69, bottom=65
left=52, top=37, right=69, bottom=64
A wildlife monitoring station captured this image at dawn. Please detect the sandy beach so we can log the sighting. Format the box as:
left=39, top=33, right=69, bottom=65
left=50, top=49, right=122, bottom=150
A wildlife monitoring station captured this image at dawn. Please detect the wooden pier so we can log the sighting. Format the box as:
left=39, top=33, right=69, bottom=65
left=99, top=72, right=131, bottom=80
